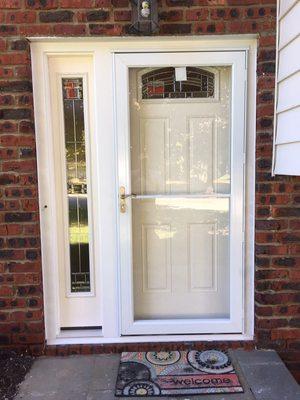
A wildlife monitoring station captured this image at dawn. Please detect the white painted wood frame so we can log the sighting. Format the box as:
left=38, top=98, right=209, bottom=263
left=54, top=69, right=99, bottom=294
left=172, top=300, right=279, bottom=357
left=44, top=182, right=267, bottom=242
left=30, top=36, right=257, bottom=345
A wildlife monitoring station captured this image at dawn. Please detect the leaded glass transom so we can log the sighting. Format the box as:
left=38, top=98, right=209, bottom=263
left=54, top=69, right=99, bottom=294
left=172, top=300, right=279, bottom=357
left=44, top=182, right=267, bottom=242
left=141, top=67, right=215, bottom=99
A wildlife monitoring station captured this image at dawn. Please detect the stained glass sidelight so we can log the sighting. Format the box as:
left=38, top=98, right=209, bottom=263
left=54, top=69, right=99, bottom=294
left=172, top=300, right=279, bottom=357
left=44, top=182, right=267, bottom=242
left=141, top=67, right=215, bottom=99
left=62, top=78, right=91, bottom=293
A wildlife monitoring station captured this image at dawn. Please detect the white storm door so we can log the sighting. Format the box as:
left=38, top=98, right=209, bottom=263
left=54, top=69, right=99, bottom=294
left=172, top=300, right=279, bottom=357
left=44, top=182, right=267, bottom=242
left=115, top=51, right=246, bottom=335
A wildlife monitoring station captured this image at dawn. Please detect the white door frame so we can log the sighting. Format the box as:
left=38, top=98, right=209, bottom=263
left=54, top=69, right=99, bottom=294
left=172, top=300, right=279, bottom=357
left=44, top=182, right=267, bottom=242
left=116, top=51, right=246, bottom=335
left=30, top=36, right=257, bottom=345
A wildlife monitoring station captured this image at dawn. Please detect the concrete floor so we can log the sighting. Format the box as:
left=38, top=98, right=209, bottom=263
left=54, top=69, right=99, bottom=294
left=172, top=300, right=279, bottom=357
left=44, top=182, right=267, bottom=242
left=15, top=350, right=300, bottom=400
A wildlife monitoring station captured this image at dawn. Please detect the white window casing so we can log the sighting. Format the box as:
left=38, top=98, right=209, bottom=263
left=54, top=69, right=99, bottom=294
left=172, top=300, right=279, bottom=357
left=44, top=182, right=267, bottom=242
left=273, top=0, right=300, bottom=175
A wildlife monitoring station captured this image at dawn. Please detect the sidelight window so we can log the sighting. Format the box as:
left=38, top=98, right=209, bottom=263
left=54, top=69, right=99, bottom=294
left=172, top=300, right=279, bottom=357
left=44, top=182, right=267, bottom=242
left=62, top=77, right=91, bottom=293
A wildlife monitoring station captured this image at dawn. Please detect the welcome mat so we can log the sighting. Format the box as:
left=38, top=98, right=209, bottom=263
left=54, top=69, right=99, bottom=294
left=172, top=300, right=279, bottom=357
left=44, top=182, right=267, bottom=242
left=115, top=350, right=243, bottom=397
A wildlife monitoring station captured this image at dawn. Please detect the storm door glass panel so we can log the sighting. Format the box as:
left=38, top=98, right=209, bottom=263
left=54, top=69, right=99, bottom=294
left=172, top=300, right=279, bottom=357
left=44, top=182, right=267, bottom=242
left=129, top=66, right=231, bottom=320
left=62, top=78, right=90, bottom=293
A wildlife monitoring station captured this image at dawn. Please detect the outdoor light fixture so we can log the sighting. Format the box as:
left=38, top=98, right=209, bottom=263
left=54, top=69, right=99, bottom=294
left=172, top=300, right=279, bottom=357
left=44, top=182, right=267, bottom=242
left=129, top=0, right=158, bottom=35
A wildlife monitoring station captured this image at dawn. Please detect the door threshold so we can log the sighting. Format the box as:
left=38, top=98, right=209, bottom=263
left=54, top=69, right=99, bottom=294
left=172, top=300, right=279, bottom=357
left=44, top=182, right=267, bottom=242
left=57, top=328, right=103, bottom=339
left=48, top=333, right=253, bottom=345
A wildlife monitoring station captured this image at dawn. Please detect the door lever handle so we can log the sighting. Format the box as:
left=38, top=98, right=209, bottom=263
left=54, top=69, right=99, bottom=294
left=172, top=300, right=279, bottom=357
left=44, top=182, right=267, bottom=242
left=120, top=186, right=136, bottom=213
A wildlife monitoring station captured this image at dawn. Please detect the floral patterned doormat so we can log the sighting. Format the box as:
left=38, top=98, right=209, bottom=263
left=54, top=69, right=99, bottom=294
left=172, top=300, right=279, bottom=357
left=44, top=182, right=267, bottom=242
left=115, top=350, right=243, bottom=397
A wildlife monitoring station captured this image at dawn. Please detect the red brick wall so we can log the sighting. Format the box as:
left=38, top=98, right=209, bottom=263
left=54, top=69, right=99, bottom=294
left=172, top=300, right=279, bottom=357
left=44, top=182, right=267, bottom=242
left=0, top=0, right=299, bottom=382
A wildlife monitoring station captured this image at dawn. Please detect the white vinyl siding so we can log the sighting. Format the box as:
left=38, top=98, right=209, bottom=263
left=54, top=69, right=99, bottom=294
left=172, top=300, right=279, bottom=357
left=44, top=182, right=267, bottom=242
left=273, top=0, right=300, bottom=175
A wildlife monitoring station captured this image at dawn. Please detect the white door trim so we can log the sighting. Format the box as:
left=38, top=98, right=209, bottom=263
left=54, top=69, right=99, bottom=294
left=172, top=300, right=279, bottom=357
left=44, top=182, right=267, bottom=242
left=30, top=35, right=257, bottom=345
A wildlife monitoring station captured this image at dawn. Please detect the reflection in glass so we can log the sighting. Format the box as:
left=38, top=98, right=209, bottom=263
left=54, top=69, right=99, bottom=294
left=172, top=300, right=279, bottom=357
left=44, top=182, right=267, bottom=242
left=131, top=67, right=231, bottom=196
left=62, top=78, right=90, bottom=293
left=132, top=197, right=230, bottom=320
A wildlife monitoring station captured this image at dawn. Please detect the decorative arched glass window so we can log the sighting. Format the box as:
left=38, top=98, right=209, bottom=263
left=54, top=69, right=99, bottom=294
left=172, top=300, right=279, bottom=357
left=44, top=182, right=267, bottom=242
left=141, top=67, right=215, bottom=99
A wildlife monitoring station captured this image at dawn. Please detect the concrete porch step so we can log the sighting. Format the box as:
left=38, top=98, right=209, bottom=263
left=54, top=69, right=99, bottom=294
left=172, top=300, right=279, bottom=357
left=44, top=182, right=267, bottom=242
left=15, top=350, right=300, bottom=400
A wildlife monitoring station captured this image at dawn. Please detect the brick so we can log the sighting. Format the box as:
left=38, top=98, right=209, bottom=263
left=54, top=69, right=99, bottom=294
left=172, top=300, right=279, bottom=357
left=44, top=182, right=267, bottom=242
left=257, top=76, right=275, bottom=90
left=17, top=94, right=33, bottom=106
left=39, top=10, right=74, bottom=22
left=0, top=108, right=31, bottom=120
left=2, top=160, right=36, bottom=172
left=6, top=224, right=23, bottom=235
left=19, top=174, right=38, bottom=185
left=273, top=207, right=300, bottom=218
left=114, top=10, right=131, bottom=21
left=21, top=200, right=38, bottom=212
left=256, top=293, right=300, bottom=306
left=0, top=38, right=6, bottom=51
left=6, top=261, right=40, bottom=273
left=0, top=249, right=24, bottom=260
left=19, top=24, right=52, bottom=35
left=256, top=244, right=289, bottom=256
left=19, top=121, right=34, bottom=133
left=8, top=237, right=38, bottom=248
left=5, top=199, right=21, bottom=210
left=0, top=67, right=13, bottom=78
left=60, top=0, right=94, bottom=6
left=86, top=10, right=110, bottom=22
left=111, top=0, right=129, bottom=7
left=0, top=0, right=21, bottom=8
left=0, top=134, right=35, bottom=147
left=160, top=23, right=191, bottom=34
left=274, top=305, right=300, bottom=316
left=6, top=11, right=36, bottom=23
left=12, top=333, right=44, bottom=344
left=11, top=273, right=40, bottom=285
left=0, top=80, right=32, bottom=93
left=26, top=0, right=58, bottom=9
left=272, top=329, right=300, bottom=341
left=23, top=224, right=40, bottom=235
left=5, top=212, right=33, bottom=222
left=53, top=23, right=86, bottom=35
left=210, top=8, right=240, bottom=20
left=186, top=8, right=208, bottom=21
left=258, top=61, right=276, bottom=74
left=259, top=34, right=276, bottom=47
left=0, top=95, right=14, bottom=106
left=0, top=25, right=18, bottom=36
left=89, top=23, right=123, bottom=35
left=14, top=65, right=32, bottom=78
left=195, top=21, right=225, bottom=34
left=166, top=0, right=194, bottom=6
left=9, top=39, right=29, bottom=50
left=0, top=286, right=14, bottom=296
left=95, top=0, right=111, bottom=6
left=159, top=10, right=184, bottom=22
left=255, top=318, right=288, bottom=329
left=272, top=257, right=298, bottom=267
left=0, top=174, right=19, bottom=185
left=26, top=249, right=40, bottom=260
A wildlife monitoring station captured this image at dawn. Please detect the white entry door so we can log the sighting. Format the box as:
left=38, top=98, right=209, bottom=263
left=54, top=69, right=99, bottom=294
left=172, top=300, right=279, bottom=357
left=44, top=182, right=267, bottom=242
left=116, top=52, right=246, bottom=335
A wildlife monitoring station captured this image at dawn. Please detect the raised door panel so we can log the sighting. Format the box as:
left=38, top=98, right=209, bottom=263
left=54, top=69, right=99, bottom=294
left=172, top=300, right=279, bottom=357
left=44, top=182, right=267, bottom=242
left=188, top=222, right=217, bottom=291
left=140, top=118, right=170, bottom=194
left=132, top=198, right=230, bottom=320
left=188, top=117, right=215, bottom=193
